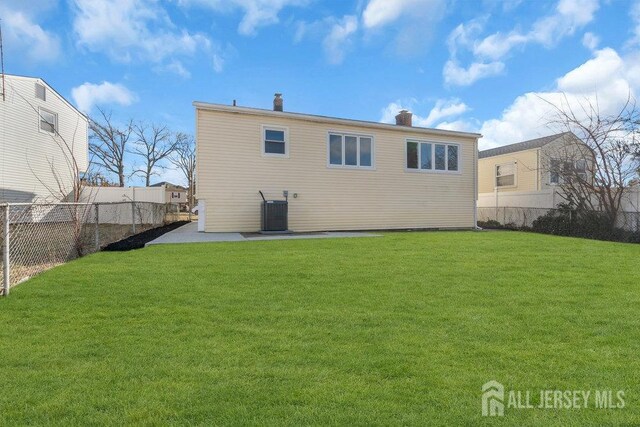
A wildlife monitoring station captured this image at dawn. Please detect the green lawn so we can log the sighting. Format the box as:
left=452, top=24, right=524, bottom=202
left=1, top=231, right=639, bottom=425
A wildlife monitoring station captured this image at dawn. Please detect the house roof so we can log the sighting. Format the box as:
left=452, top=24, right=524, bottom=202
left=151, top=182, right=187, bottom=190
left=478, top=132, right=571, bottom=159
left=2, top=73, right=87, bottom=120
left=193, top=101, right=482, bottom=140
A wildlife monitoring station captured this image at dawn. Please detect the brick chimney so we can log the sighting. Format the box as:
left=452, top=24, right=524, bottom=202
left=273, top=93, right=283, bottom=111
left=395, top=110, right=412, bottom=126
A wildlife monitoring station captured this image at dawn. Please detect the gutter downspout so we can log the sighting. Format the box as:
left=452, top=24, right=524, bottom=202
left=474, top=139, right=479, bottom=229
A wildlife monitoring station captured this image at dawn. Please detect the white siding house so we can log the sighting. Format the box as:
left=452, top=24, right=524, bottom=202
left=0, top=74, right=88, bottom=202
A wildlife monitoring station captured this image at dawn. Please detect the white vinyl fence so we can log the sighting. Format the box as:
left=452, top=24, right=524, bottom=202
left=1, top=201, right=176, bottom=295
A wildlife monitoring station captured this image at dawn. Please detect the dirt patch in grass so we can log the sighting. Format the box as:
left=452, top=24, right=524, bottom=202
left=103, top=221, right=189, bottom=251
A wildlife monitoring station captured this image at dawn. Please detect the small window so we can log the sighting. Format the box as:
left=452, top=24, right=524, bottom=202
left=550, top=158, right=585, bottom=184
left=407, top=140, right=460, bottom=172
left=550, top=159, right=561, bottom=184
left=39, top=108, right=57, bottom=134
left=496, top=162, right=516, bottom=187
left=262, top=126, right=288, bottom=157
left=35, top=83, right=46, bottom=101
left=328, top=132, right=374, bottom=169
left=575, top=159, right=587, bottom=182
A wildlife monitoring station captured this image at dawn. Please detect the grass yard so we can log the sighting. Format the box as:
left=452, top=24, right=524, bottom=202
left=1, top=231, right=639, bottom=425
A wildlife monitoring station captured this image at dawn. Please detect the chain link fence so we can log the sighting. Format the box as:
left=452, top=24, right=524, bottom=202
left=1, top=202, right=178, bottom=295
left=478, top=206, right=640, bottom=243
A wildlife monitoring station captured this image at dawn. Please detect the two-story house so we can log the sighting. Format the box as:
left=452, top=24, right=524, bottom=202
left=0, top=74, right=88, bottom=203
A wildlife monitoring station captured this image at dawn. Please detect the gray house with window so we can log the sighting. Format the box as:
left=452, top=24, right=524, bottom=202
left=0, top=74, right=88, bottom=202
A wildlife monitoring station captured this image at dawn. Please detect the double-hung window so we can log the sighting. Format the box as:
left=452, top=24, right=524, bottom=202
left=406, top=140, right=459, bottom=172
left=328, top=132, right=373, bottom=168
left=550, top=158, right=587, bottom=184
left=575, top=159, right=587, bottom=182
left=262, top=126, right=288, bottom=157
left=39, top=108, right=57, bottom=134
left=495, top=162, right=516, bottom=187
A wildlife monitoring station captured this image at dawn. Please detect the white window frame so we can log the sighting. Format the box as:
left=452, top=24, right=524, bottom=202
left=38, top=107, right=57, bottom=135
left=326, top=131, right=375, bottom=170
left=261, top=125, right=289, bottom=158
left=495, top=162, right=517, bottom=188
left=405, top=139, right=462, bottom=174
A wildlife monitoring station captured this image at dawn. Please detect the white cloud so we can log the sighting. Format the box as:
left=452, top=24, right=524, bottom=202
left=473, top=0, right=599, bottom=59
left=556, top=48, right=624, bottom=94
left=582, top=32, right=600, bottom=50
left=380, top=45, right=640, bottom=149
left=212, top=54, right=225, bottom=73
left=154, top=60, right=192, bottom=78
left=362, top=0, right=447, bottom=56
left=177, top=0, right=308, bottom=36
left=71, top=81, right=137, bottom=113
left=478, top=47, right=638, bottom=149
left=295, top=15, right=359, bottom=64
left=0, top=5, right=61, bottom=63
left=362, top=0, right=441, bottom=28
left=446, top=18, right=486, bottom=56
left=434, top=120, right=477, bottom=132
left=473, top=32, right=529, bottom=61
left=446, top=0, right=599, bottom=86
left=323, top=15, right=358, bottom=65
left=71, top=0, right=212, bottom=71
left=379, top=98, right=470, bottom=128
left=423, top=99, right=469, bottom=127
left=443, top=60, right=505, bottom=86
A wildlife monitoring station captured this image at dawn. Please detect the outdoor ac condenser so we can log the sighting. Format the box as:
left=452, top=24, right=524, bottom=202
left=259, top=191, right=288, bottom=232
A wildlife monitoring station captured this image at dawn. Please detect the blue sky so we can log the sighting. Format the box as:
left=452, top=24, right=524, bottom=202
left=2, top=0, right=640, bottom=185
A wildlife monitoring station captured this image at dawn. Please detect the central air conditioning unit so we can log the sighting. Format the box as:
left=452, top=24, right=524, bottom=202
left=259, top=191, right=289, bottom=232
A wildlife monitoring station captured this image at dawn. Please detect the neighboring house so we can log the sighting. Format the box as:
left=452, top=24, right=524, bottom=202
left=150, top=182, right=188, bottom=204
left=194, top=95, right=481, bottom=232
left=0, top=74, right=88, bottom=202
left=477, top=133, right=591, bottom=209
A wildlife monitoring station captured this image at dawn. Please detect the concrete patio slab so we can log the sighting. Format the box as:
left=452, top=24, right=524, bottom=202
left=146, top=222, right=381, bottom=246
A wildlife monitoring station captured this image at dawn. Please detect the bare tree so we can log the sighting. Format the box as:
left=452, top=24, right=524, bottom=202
left=542, top=94, right=640, bottom=227
left=131, top=122, right=179, bottom=186
left=169, top=133, right=196, bottom=211
left=89, top=108, right=133, bottom=187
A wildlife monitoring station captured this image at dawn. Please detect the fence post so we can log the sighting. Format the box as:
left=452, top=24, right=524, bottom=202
left=569, top=210, right=573, bottom=235
left=131, top=201, right=136, bottom=234
left=3, top=205, right=10, bottom=296
left=502, top=207, right=506, bottom=225
left=94, top=203, right=100, bottom=251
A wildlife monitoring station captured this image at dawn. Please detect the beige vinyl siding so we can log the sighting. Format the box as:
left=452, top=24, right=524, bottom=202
left=0, top=75, right=88, bottom=202
left=478, top=148, right=539, bottom=194
left=196, top=108, right=478, bottom=232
